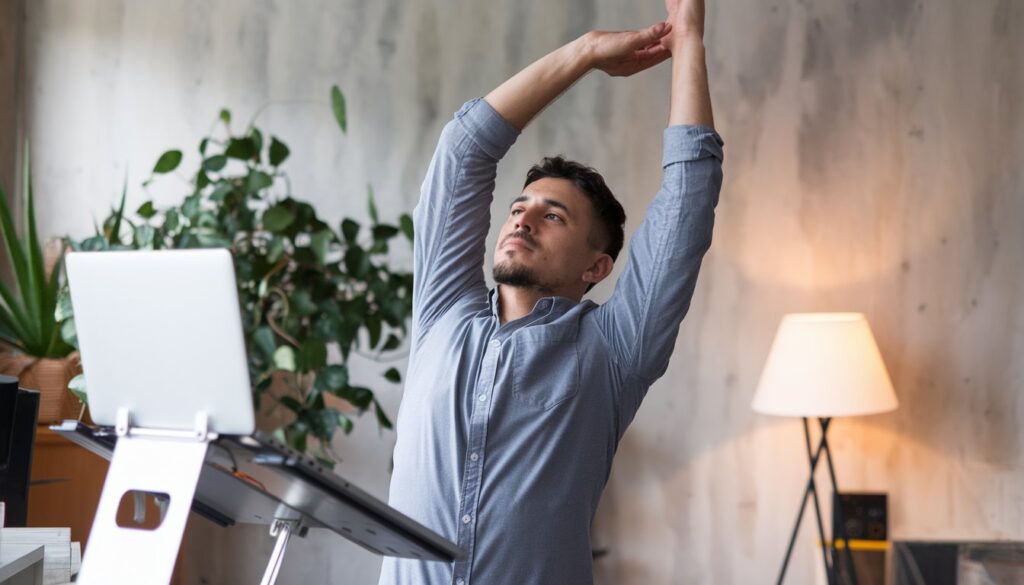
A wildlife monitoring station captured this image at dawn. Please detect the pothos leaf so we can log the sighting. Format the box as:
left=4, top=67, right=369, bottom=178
left=331, top=85, right=347, bottom=133
left=153, top=150, right=182, bottom=174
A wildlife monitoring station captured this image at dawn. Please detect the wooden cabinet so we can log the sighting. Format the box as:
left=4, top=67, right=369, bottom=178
left=26, top=427, right=106, bottom=549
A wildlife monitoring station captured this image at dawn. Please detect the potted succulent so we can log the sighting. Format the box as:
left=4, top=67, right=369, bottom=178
left=0, top=145, right=82, bottom=423
left=60, top=86, right=413, bottom=465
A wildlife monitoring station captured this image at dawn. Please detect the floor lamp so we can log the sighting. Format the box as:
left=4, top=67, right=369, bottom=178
left=751, top=313, right=898, bottom=585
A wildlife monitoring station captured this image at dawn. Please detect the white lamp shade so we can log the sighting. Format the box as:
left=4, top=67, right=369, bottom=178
left=751, top=313, right=898, bottom=417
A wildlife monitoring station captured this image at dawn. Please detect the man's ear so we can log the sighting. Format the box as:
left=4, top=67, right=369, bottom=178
left=582, top=253, right=614, bottom=286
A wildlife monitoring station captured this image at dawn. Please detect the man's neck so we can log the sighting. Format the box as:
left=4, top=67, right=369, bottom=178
left=497, top=284, right=580, bottom=324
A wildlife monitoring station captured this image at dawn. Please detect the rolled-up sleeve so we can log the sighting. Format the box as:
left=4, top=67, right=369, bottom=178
left=456, top=98, right=520, bottom=159
left=662, top=124, right=724, bottom=168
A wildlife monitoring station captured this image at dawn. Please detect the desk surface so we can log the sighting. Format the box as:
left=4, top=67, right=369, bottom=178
left=49, top=421, right=464, bottom=563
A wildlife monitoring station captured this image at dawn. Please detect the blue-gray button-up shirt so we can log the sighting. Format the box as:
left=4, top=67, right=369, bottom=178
left=379, top=98, right=723, bottom=585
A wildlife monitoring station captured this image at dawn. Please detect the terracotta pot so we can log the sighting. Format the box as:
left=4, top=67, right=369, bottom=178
left=0, top=351, right=83, bottom=424
left=253, top=370, right=297, bottom=434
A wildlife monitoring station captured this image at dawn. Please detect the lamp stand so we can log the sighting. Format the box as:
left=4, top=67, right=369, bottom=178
left=775, top=417, right=860, bottom=585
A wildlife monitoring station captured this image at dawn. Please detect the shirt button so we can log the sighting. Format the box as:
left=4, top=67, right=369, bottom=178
left=461, top=514, right=471, bottom=524
left=470, top=452, right=479, bottom=461
left=478, top=393, right=487, bottom=401
left=489, top=339, right=500, bottom=349
left=456, top=579, right=465, bottom=585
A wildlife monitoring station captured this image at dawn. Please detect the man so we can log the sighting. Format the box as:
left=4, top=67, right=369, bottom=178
left=380, top=0, right=722, bottom=583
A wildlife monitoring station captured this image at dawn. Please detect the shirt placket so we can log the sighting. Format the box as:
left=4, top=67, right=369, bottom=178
left=451, top=335, right=502, bottom=585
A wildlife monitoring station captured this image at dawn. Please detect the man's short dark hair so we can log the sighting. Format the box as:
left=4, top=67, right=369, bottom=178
left=523, top=156, right=626, bottom=266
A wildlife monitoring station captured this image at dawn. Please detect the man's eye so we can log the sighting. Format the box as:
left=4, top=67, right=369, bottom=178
left=545, top=213, right=562, bottom=222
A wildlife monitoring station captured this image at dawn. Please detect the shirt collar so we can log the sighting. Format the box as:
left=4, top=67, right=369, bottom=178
left=489, top=286, right=580, bottom=323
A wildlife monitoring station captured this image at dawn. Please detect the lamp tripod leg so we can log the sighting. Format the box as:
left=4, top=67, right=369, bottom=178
left=820, top=418, right=860, bottom=585
left=776, top=478, right=813, bottom=585
left=804, top=417, right=836, bottom=585
left=776, top=418, right=831, bottom=585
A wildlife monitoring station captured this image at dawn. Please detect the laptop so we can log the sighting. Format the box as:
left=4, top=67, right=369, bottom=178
left=65, top=248, right=254, bottom=435
left=62, top=248, right=462, bottom=563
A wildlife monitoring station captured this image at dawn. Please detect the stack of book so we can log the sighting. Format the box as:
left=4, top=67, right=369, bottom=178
left=0, top=524, right=81, bottom=585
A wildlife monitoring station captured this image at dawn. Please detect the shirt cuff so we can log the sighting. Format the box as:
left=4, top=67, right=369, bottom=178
left=455, top=97, right=521, bottom=160
left=662, top=125, right=725, bottom=168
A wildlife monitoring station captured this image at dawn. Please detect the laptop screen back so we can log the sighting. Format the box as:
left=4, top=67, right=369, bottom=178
left=65, top=249, right=254, bottom=435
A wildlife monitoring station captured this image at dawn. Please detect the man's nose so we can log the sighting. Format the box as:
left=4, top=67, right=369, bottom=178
left=514, top=208, right=540, bottom=232
left=514, top=217, right=533, bottom=232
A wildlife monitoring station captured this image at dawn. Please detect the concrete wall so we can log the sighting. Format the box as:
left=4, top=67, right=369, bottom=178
left=23, top=0, right=1024, bottom=583
left=0, top=0, right=24, bottom=284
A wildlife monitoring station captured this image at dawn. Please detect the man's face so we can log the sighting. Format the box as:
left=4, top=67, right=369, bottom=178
left=493, top=177, right=609, bottom=297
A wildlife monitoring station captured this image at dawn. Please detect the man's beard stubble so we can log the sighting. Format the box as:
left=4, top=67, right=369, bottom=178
left=493, top=260, right=540, bottom=288
left=493, top=260, right=558, bottom=295
left=493, top=230, right=556, bottom=292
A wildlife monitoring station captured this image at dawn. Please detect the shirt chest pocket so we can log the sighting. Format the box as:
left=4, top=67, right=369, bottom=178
left=511, top=326, right=580, bottom=411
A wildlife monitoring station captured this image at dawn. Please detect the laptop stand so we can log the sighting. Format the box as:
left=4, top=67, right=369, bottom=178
left=52, top=416, right=462, bottom=585
left=76, top=408, right=213, bottom=585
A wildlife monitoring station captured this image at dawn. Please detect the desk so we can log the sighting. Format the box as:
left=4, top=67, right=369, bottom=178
left=0, top=544, right=43, bottom=585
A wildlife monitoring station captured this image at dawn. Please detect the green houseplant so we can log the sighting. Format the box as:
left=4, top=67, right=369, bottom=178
left=0, top=145, right=81, bottom=422
left=61, top=86, right=414, bottom=465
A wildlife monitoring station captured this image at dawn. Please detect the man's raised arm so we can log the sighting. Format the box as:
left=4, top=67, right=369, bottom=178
left=412, top=23, right=675, bottom=340
left=410, top=97, right=517, bottom=342
left=596, top=0, right=723, bottom=407
left=667, top=0, right=714, bottom=127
